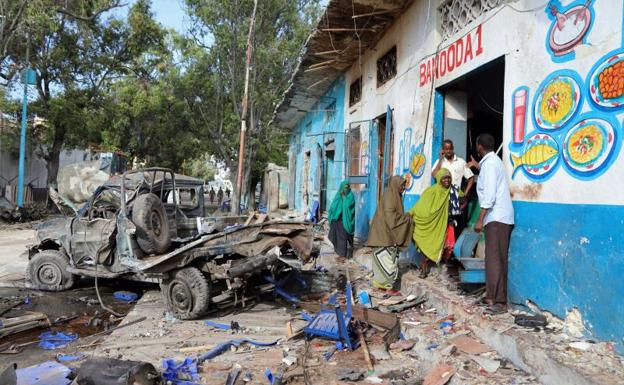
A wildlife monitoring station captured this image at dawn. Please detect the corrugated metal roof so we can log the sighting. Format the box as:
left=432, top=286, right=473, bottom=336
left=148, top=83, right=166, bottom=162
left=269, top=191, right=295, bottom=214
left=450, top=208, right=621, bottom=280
left=272, top=0, right=414, bottom=130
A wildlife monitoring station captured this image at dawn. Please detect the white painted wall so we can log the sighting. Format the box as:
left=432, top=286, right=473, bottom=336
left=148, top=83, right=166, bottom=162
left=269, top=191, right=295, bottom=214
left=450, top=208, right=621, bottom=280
left=343, top=0, right=624, bottom=206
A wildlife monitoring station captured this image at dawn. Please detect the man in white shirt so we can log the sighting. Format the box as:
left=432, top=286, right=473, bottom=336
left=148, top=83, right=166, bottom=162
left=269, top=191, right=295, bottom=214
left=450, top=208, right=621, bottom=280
left=431, top=139, right=475, bottom=198
left=472, top=134, right=514, bottom=315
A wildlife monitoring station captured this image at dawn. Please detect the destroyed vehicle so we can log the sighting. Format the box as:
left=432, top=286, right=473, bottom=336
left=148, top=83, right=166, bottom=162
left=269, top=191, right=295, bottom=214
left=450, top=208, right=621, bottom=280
left=27, top=168, right=314, bottom=319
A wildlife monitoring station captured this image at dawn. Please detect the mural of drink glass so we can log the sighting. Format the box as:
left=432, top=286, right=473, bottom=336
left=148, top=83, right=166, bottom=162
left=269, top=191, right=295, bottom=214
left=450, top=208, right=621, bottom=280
left=512, top=86, right=529, bottom=145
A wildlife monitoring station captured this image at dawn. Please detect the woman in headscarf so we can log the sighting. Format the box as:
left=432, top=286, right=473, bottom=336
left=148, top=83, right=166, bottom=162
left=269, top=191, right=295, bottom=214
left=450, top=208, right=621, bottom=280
left=328, top=180, right=356, bottom=260
left=409, top=168, right=452, bottom=278
left=368, top=176, right=414, bottom=292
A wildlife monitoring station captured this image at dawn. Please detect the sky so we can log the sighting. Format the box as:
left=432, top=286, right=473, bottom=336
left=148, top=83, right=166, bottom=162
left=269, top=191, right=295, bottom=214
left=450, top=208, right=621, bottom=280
left=148, top=0, right=187, bottom=33
left=110, top=0, right=188, bottom=33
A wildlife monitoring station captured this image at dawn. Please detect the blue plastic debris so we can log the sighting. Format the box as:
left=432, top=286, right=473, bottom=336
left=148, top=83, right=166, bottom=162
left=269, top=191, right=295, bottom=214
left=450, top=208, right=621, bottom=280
left=264, top=368, right=274, bottom=384
left=426, top=343, right=439, bottom=351
left=24, top=296, right=30, bottom=305
left=162, top=339, right=280, bottom=385
left=39, top=332, right=78, bottom=350
left=198, top=338, right=279, bottom=361
left=16, top=361, right=72, bottom=385
left=357, top=290, right=372, bottom=308
left=162, top=357, right=201, bottom=385
left=204, top=320, right=240, bottom=331
left=439, top=321, right=454, bottom=329
left=304, top=282, right=356, bottom=350
left=300, top=311, right=314, bottom=322
left=264, top=275, right=300, bottom=303
left=113, top=291, right=138, bottom=302
left=56, top=354, right=84, bottom=362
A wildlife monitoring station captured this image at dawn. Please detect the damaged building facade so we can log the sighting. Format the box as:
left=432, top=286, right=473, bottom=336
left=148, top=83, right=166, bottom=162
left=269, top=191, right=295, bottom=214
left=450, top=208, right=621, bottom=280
left=274, top=0, right=624, bottom=352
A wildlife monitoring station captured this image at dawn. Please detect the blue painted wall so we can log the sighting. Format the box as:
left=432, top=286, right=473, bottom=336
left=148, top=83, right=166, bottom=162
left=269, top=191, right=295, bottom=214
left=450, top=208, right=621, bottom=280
left=288, top=77, right=346, bottom=212
left=509, top=201, right=624, bottom=352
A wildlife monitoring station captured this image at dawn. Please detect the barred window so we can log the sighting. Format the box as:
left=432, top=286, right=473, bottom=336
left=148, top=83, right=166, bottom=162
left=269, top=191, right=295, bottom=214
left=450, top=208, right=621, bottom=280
left=349, top=77, right=362, bottom=106
left=377, top=46, right=397, bottom=87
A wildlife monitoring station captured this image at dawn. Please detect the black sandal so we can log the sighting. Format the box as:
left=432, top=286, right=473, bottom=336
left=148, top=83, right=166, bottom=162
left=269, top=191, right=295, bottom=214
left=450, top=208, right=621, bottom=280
left=484, top=304, right=507, bottom=315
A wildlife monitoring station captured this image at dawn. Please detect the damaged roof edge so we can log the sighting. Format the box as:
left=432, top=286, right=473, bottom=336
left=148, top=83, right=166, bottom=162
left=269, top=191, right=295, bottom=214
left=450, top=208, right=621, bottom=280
left=270, top=0, right=414, bottom=131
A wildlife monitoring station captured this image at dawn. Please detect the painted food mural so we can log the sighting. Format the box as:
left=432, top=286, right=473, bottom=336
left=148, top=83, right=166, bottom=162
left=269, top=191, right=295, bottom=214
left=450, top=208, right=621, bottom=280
left=547, top=1, right=593, bottom=58
left=409, top=152, right=426, bottom=178
left=511, top=133, right=559, bottom=178
left=534, top=73, right=581, bottom=130
left=588, top=51, right=624, bottom=108
left=562, top=117, right=616, bottom=174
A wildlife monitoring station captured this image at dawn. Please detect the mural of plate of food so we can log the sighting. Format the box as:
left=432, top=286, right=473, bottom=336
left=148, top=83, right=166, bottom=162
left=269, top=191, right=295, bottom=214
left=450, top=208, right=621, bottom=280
left=534, top=72, right=582, bottom=130
left=547, top=1, right=593, bottom=59
left=510, top=133, right=559, bottom=179
left=562, top=117, right=616, bottom=174
left=588, top=51, right=624, bottom=109
left=409, top=152, right=426, bottom=179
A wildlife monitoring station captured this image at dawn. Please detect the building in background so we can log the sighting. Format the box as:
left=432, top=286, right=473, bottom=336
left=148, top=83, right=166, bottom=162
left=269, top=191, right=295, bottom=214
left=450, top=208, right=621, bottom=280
left=274, top=0, right=624, bottom=353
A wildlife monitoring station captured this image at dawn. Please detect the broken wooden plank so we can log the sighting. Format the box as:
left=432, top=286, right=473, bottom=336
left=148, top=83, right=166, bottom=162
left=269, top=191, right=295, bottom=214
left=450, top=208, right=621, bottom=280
left=254, top=213, right=268, bottom=225
left=244, top=212, right=256, bottom=226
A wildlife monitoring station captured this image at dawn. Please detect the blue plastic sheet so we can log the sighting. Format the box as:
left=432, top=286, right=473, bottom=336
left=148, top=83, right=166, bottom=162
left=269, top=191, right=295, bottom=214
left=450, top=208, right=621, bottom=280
left=113, top=291, right=138, bottom=302
left=16, top=361, right=72, bottom=385
left=162, top=338, right=280, bottom=385
left=39, top=332, right=77, bottom=350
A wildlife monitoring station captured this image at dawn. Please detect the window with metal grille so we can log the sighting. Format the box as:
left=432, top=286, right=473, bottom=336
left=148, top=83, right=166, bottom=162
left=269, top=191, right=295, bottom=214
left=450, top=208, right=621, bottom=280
left=349, top=77, right=362, bottom=106
left=377, top=46, right=397, bottom=87
left=438, top=0, right=503, bottom=40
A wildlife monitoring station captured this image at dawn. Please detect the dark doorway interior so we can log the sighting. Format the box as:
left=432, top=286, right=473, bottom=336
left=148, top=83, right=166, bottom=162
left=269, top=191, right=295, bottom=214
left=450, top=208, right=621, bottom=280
left=440, top=57, right=505, bottom=162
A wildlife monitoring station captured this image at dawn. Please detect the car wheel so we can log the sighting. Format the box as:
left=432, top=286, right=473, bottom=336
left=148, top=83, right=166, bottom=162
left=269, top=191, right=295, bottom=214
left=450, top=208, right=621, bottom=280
left=160, top=267, right=210, bottom=320
left=27, top=250, right=75, bottom=291
left=132, top=193, right=171, bottom=255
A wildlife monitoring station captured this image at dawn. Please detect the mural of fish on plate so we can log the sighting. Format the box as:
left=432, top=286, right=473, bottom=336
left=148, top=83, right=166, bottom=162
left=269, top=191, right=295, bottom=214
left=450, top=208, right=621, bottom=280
left=588, top=49, right=624, bottom=110
left=545, top=0, right=595, bottom=63
left=510, top=133, right=560, bottom=181
left=561, top=114, right=621, bottom=180
left=533, top=70, right=583, bottom=131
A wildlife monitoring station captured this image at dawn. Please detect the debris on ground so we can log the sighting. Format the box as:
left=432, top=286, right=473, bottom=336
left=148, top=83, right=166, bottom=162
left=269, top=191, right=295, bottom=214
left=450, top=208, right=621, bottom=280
left=0, top=312, right=49, bottom=338
left=75, top=357, right=161, bottom=385
left=15, top=361, right=72, bottom=385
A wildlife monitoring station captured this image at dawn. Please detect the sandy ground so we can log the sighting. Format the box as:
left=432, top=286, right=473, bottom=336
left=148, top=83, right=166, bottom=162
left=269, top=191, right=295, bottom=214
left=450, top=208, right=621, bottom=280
left=0, top=227, right=34, bottom=281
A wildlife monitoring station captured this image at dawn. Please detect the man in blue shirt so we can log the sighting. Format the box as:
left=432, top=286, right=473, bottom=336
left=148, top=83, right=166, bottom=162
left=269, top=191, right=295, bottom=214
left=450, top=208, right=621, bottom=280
left=471, top=134, right=514, bottom=315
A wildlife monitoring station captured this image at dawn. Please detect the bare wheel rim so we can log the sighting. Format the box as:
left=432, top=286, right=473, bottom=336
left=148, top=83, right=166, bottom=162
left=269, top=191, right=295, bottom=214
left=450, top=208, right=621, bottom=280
left=37, top=263, right=62, bottom=286
left=150, top=209, right=164, bottom=237
left=169, top=280, right=193, bottom=313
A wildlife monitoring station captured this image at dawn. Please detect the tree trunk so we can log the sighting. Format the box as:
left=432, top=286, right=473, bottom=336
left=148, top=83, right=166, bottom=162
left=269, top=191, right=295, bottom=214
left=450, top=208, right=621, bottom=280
left=46, top=147, right=61, bottom=187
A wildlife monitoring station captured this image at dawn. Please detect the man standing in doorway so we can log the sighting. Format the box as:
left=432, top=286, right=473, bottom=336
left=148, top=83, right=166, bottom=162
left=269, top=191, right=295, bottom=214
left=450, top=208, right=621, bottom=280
left=472, top=134, right=514, bottom=315
left=431, top=139, right=475, bottom=245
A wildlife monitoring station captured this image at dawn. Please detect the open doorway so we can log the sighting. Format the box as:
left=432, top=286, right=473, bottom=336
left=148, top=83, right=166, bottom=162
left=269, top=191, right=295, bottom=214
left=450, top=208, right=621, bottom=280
left=375, top=112, right=394, bottom=203
left=439, top=57, right=505, bottom=163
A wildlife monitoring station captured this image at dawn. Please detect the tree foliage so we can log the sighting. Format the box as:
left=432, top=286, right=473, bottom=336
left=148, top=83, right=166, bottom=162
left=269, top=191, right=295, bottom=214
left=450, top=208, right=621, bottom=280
left=1, top=0, right=321, bottom=205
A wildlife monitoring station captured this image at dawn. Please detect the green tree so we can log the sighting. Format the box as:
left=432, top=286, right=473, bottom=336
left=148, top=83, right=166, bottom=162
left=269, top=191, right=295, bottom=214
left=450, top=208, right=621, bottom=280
left=183, top=0, right=321, bottom=211
left=4, top=0, right=166, bottom=185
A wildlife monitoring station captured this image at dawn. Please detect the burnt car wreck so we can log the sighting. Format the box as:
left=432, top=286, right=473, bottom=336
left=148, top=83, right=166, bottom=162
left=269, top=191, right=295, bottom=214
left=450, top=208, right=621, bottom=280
left=26, top=168, right=315, bottom=319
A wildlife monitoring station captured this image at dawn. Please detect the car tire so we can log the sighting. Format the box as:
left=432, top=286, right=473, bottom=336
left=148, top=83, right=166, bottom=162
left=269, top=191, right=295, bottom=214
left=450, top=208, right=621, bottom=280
left=160, top=267, right=211, bottom=320
left=27, top=250, right=75, bottom=291
left=132, top=193, right=171, bottom=255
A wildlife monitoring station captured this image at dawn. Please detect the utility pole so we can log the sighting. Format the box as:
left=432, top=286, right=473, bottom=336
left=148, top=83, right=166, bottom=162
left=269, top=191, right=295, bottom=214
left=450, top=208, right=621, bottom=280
left=17, top=37, right=34, bottom=208
left=234, top=0, right=258, bottom=215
